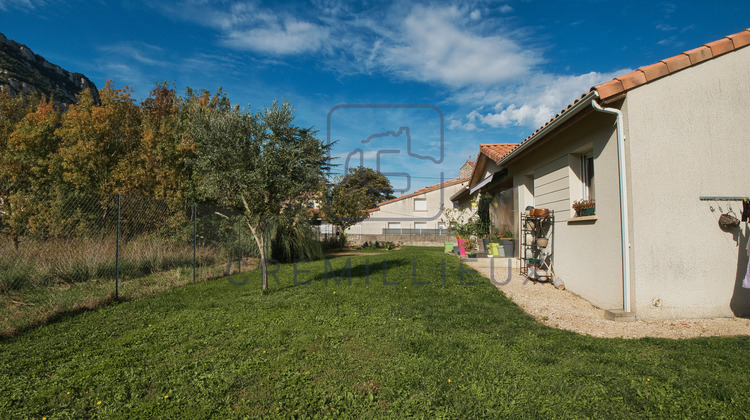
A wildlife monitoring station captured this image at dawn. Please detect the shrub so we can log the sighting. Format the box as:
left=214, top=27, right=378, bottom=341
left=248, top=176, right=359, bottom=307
left=0, top=261, right=34, bottom=291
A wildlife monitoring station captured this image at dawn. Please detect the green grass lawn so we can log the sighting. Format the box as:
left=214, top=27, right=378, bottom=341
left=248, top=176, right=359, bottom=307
left=1, top=247, right=749, bottom=418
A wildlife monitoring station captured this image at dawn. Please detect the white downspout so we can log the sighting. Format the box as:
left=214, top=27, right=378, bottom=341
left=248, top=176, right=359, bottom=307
left=591, top=95, right=632, bottom=313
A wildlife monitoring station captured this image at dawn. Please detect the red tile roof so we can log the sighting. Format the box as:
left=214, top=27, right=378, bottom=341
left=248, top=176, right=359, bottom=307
left=499, top=27, right=750, bottom=166
left=594, top=28, right=750, bottom=101
left=479, top=143, right=516, bottom=163
left=369, top=176, right=470, bottom=211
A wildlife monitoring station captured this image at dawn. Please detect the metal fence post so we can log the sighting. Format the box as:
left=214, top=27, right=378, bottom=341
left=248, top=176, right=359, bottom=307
left=193, top=202, right=197, bottom=284
left=238, top=216, right=242, bottom=274
left=115, top=193, right=121, bottom=300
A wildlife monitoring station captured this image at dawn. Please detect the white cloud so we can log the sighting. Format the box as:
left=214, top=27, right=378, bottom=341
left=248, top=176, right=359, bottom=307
left=656, top=23, right=676, bottom=32
left=375, top=5, right=540, bottom=87
left=657, top=36, right=684, bottom=47
left=223, top=19, right=330, bottom=54
left=0, top=0, right=41, bottom=11
left=163, top=2, right=538, bottom=86
left=450, top=70, right=630, bottom=129
left=156, top=1, right=629, bottom=132
left=99, top=42, right=167, bottom=67
left=160, top=1, right=331, bottom=56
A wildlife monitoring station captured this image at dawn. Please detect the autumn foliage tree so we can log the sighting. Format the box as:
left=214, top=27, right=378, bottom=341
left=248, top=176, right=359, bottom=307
left=0, top=80, right=330, bottom=290
left=0, top=92, right=41, bottom=247
left=55, top=82, right=141, bottom=197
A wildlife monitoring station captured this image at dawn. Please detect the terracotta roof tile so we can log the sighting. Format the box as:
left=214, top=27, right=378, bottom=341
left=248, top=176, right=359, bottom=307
left=684, top=46, right=713, bottom=64
left=617, top=70, right=648, bottom=90
left=595, top=79, right=625, bottom=99
left=728, top=29, right=750, bottom=48
left=479, top=143, right=516, bottom=163
left=373, top=177, right=470, bottom=208
left=660, top=54, right=692, bottom=73
left=639, top=62, right=669, bottom=81
left=705, top=38, right=734, bottom=57
left=592, top=28, right=750, bottom=101
left=498, top=27, right=750, bottom=168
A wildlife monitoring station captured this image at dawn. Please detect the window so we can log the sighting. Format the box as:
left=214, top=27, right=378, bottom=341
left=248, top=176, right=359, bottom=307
left=414, top=222, right=427, bottom=230
left=582, top=153, right=594, bottom=200
left=388, top=222, right=401, bottom=230
left=413, top=197, right=427, bottom=211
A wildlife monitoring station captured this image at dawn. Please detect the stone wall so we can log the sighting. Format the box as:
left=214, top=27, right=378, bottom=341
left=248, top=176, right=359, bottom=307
left=345, top=234, right=455, bottom=247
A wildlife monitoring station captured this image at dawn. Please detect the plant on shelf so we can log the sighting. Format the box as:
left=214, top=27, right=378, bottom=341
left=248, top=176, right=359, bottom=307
left=463, top=237, right=477, bottom=251
left=572, top=199, right=595, bottom=217
left=496, top=225, right=515, bottom=240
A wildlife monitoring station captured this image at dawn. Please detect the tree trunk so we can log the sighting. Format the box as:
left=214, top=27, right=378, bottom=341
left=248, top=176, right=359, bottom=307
left=247, top=221, right=267, bottom=291
left=240, top=196, right=268, bottom=292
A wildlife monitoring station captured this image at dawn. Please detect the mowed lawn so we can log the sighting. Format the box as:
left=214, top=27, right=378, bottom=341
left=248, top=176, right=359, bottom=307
left=1, top=247, right=749, bottom=418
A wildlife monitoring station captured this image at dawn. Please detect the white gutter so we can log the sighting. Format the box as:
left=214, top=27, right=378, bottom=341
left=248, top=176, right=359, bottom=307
left=591, top=93, right=632, bottom=314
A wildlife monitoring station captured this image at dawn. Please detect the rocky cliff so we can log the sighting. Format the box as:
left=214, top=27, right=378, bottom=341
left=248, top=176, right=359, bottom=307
left=0, top=32, right=98, bottom=105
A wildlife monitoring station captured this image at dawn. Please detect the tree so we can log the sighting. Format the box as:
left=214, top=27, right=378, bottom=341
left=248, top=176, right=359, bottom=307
left=336, top=166, right=394, bottom=209
left=114, top=82, right=191, bottom=205
left=320, top=166, right=393, bottom=239
left=0, top=92, right=40, bottom=247
left=187, top=94, right=330, bottom=291
left=1, top=100, right=62, bottom=242
left=320, top=167, right=394, bottom=242
left=55, top=82, right=141, bottom=197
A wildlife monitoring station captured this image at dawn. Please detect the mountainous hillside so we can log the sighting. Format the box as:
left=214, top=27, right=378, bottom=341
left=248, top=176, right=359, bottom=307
left=0, top=32, right=98, bottom=105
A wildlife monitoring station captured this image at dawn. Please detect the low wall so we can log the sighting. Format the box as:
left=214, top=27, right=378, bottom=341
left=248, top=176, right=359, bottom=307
left=345, top=234, right=455, bottom=247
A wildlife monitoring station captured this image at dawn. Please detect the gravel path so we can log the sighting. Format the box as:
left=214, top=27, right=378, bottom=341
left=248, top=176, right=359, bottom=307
left=464, top=258, right=750, bottom=339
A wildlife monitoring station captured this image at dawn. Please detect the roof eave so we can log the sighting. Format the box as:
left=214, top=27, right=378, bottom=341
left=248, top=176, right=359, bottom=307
left=449, top=186, right=470, bottom=202
left=497, top=91, right=599, bottom=167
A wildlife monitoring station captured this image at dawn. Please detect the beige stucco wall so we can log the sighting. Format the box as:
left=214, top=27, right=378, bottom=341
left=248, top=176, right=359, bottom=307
left=508, top=115, right=626, bottom=310
left=346, top=181, right=467, bottom=235
left=625, top=46, right=750, bottom=319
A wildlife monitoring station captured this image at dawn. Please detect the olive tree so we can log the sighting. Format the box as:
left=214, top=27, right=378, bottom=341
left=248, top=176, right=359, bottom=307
left=187, top=94, right=330, bottom=291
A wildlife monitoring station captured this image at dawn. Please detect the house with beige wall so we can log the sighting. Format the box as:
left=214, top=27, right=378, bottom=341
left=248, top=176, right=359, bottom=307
left=463, top=28, right=750, bottom=320
left=345, top=162, right=472, bottom=236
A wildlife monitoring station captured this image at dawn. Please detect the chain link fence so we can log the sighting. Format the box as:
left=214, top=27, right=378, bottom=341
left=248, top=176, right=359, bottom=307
left=0, top=193, right=258, bottom=335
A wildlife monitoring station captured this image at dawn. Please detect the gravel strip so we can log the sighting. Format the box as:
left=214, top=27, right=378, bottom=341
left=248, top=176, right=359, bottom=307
left=464, top=258, right=750, bottom=339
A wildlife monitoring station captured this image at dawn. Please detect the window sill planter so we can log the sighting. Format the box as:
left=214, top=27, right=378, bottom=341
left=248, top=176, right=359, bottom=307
left=580, top=208, right=595, bottom=216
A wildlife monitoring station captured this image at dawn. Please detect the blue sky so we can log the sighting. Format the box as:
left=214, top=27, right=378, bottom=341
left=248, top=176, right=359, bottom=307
left=1, top=0, right=748, bottom=193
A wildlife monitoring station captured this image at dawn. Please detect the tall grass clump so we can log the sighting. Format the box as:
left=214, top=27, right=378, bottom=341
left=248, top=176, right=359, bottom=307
left=0, top=233, right=229, bottom=336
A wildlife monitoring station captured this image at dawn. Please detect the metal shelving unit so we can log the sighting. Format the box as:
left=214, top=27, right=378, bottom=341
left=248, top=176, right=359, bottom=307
left=520, top=211, right=555, bottom=282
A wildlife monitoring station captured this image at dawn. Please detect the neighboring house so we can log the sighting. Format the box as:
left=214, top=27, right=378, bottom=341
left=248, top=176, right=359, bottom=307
left=345, top=161, right=473, bottom=235
left=462, top=28, right=750, bottom=320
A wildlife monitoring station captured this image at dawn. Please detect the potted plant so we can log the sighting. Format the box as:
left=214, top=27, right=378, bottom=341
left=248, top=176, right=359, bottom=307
left=572, top=199, right=595, bottom=217
left=464, top=238, right=477, bottom=258
left=443, top=208, right=482, bottom=257
left=496, top=225, right=515, bottom=257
